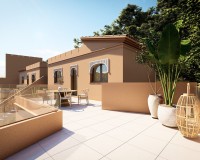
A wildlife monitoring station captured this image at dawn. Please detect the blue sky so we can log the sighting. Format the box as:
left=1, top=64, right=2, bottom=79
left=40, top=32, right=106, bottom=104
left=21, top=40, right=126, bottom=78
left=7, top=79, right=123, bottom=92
left=0, top=0, right=157, bottom=77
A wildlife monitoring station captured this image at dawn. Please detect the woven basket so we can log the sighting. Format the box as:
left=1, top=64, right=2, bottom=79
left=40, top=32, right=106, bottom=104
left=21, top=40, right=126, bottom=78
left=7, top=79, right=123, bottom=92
left=176, top=83, right=200, bottom=138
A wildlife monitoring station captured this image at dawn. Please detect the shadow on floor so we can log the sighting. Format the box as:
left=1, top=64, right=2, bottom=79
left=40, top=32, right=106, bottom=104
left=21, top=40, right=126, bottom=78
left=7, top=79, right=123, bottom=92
left=59, top=102, right=101, bottom=112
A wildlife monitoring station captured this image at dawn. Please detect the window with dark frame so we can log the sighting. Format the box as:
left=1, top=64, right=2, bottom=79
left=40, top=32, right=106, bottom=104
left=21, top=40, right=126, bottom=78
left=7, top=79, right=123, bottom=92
left=54, top=69, right=63, bottom=84
left=21, top=76, right=24, bottom=84
left=91, top=64, right=108, bottom=83
left=27, top=75, right=29, bottom=85
left=32, top=74, right=36, bottom=83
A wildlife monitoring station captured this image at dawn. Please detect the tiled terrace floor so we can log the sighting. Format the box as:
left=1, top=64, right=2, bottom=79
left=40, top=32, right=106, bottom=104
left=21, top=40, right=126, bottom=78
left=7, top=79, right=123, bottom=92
left=7, top=99, right=200, bottom=160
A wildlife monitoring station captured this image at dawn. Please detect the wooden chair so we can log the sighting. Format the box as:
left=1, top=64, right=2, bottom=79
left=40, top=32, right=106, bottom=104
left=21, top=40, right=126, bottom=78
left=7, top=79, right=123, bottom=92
left=58, top=88, right=72, bottom=107
left=78, top=88, right=89, bottom=104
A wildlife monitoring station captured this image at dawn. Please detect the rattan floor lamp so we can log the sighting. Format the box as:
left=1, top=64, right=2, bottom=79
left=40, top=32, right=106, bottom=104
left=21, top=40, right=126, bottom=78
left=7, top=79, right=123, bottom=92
left=176, top=83, right=200, bottom=138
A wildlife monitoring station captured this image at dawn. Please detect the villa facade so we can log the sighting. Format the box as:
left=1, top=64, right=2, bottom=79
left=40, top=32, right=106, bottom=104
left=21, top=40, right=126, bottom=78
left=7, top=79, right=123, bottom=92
left=0, top=54, right=43, bottom=85
left=0, top=35, right=152, bottom=100
left=48, top=35, right=152, bottom=100
left=19, top=61, right=48, bottom=85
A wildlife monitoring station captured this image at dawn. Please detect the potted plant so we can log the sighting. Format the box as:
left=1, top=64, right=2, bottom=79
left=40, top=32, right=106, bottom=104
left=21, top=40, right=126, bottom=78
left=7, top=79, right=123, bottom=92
left=145, top=23, right=191, bottom=127
left=147, top=68, right=162, bottom=119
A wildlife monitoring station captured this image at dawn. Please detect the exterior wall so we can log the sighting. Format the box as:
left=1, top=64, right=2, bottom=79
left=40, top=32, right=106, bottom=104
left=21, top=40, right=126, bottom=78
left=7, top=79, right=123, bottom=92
left=123, top=45, right=154, bottom=82
left=102, top=82, right=197, bottom=113
left=19, top=62, right=48, bottom=85
left=0, top=111, right=62, bottom=160
left=82, top=41, right=122, bottom=52
left=48, top=45, right=124, bottom=100
left=27, top=69, right=40, bottom=84
left=0, top=54, right=42, bottom=85
left=48, top=36, right=137, bottom=65
left=19, top=71, right=26, bottom=84
left=48, top=43, right=122, bottom=65
left=40, top=67, right=48, bottom=82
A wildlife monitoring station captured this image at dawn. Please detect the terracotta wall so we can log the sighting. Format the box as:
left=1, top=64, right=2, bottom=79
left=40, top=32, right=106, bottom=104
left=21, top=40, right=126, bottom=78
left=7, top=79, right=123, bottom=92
left=19, top=71, right=26, bottom=84
left=123, top=45, right=154, bottom=82
left=27, top=69, right=41, bottom=84
left=0, top=54, right=42, bottom=84
left=82, top=41, right=121, bottom=52
left=102, top=82, right=197, bottom=113
left=0, top=111, right=62, bottom=160
left=48, top=45, right=124, bottom=100
left=19, top=63, right=48, bottom=85
left=48, top=36, right=132, bottom=65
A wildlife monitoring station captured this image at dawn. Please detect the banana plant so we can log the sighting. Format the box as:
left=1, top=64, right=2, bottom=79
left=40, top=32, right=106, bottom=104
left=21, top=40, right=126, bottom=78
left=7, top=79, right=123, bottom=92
left=146, top=23, right=191, bottom=106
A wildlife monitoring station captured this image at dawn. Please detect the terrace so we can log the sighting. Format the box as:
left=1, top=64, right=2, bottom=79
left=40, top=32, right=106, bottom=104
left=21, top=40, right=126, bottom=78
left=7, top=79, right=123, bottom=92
left=5, top=97, right=200, bottom=160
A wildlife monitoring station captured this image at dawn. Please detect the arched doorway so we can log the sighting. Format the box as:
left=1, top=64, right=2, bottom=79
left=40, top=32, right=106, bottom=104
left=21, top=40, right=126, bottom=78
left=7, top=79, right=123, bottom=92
left=71, top=68, right=77, bottom=95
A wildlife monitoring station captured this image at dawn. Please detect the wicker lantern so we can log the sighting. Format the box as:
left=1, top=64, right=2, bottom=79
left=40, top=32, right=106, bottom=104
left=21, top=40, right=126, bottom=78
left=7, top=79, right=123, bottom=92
left=176, top=83, right=200, bottom=138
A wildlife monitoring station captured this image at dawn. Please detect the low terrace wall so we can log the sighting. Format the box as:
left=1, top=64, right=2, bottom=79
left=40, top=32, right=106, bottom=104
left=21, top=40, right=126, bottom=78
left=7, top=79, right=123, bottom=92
left=102, top=82, right=197, bottom=113
left=0, top=111, right=62, bottom=159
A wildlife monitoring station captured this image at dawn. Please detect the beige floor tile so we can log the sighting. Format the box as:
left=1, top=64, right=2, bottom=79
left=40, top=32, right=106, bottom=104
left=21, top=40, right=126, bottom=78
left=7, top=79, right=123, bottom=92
left=56, top=127, right=75, bottom=136
left=104, top=117, right=132, bottom=127
left=149, top=122, right=178, bottom=133
left=156, top=156, right=168, bottom=160
left=160, top=143, right=200, bottom=160
left=38, top=133, right=80, bottom=156
left=170, top=132, right=200, bottom=152
left=106, top=127, right=138, bottom=141
left=76, top=118, right=99, bottom=126
left=84, top=134, right=124, bottom=155
left=71, top=127, right=101, bottom=142
left=44, top=157, right=54, bottom=160
left=119, top=121, right=149, bottom=133
left=128, top=134, right=168, bottom=155
left=52, top=144, right=102, bottom=160
left=90, top=122, right=116, bottom=133
left=63, top=121, right=85, bottom=131
left=90, top=114, right=115, bottom=121
left=6, top=143, right=50, bottom=160
left=132, top=115, right=158, bottom=126
left=7, top=100, right=200, bottom=160
left=107, top=143, right=157, bottom=160
left=100, top=157, right=111, bottom=160
left=142, top=124, right=177, bottom=142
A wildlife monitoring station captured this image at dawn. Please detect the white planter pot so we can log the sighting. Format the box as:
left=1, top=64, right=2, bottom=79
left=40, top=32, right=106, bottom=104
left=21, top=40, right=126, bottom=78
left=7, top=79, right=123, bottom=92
left=148, top=94, right=162, bottom=119
left=158, top=104, right=177, bottom=127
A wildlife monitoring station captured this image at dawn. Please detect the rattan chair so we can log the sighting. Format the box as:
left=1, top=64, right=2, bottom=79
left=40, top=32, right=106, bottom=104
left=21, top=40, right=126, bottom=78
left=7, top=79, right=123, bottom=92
left=58, top=88, right=72, bottom=107
left=78, top=88, right=89, bottom=104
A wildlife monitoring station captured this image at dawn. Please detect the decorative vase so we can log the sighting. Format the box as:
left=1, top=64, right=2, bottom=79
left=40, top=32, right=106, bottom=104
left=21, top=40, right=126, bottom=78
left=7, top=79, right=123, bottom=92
left=158, top=104, right=177, bottom=127
left=176, top=83, right=200, bottom=138
left=148, top=94, right=163, bottom=119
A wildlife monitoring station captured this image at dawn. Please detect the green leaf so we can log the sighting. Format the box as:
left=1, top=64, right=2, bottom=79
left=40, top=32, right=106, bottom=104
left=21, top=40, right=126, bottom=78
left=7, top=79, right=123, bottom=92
left=145, top=39, right=158, bottom=63
left=145, top=39, right=156, bottom=54
left=174, top=20, right=183, bottom=32
left=180, top=39, right=191, bottom=56
left=158, top=24, right=181, bottom=64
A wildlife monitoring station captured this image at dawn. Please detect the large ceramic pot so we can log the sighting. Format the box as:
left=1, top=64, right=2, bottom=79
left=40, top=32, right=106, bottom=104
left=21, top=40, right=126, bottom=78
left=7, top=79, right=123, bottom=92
left=158, top=104, right=177, bottom=127
left=148, top=94, right=162, bottom=119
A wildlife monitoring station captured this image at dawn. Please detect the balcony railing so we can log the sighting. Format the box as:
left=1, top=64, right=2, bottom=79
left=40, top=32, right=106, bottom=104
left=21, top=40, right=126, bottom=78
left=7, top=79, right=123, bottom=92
left=0, top=76, right=59, bottom=127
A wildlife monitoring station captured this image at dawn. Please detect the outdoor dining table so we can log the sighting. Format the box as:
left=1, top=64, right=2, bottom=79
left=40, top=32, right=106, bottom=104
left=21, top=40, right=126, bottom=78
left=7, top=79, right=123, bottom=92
left=47, top=89, right=77, bottom=106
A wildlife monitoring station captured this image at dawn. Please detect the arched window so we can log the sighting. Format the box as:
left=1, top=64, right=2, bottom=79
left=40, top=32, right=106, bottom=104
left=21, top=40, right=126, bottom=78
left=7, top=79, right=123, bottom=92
left=32, top=74, right=36, bottom=83
left=21, top=76, right=24, bottom=84
left=27, top=75, right=29, bottom=85
left=91, top=64, right=108, bottom=83
left=54, top=69, right=63, bottom=84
